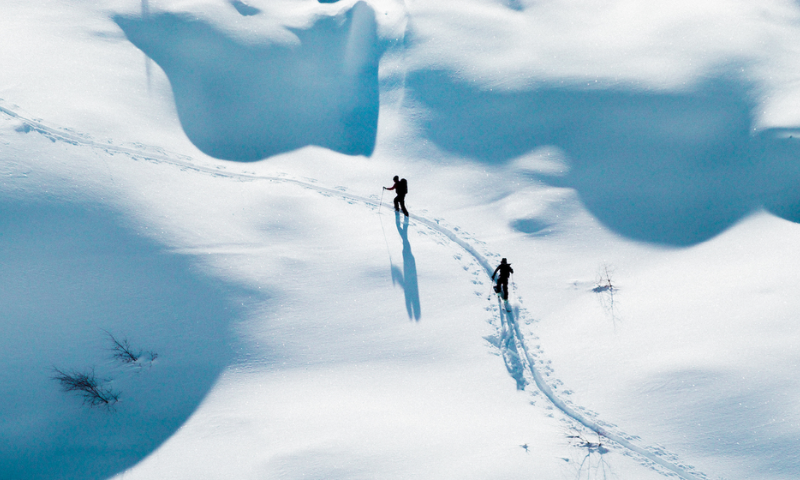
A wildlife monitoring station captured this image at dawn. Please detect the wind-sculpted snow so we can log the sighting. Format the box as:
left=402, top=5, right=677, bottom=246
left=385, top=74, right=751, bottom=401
left=114, top=1, right=380, bottom=161
left=407, top=70, right=800, bottom=246
left=229, top=0, right=260, bottom=16
left=2, top=105, right=708, bottom=479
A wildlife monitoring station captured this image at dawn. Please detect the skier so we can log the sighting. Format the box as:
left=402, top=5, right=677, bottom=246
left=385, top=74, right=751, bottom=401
left=384, top=175, right=409, bottom=217
left=492, top=258, right=514, bottom=301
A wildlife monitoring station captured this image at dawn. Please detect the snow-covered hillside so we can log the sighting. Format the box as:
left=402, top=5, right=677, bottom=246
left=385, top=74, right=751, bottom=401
left=2, top=1, right=800, bottom=479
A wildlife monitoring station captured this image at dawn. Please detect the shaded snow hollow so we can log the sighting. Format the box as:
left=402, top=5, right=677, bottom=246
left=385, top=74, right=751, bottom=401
left=114, top=1, right=381, bottom=161
left=2, top=0, right=800, bottom=479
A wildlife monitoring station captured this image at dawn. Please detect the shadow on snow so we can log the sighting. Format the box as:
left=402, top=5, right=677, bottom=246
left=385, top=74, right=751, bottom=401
left=114, top=1, right=381, bottom=161
left=406, top=70, right=800, bottom=246
left=391, top=213, right=421, bottom=321
left=0, top=199, right=251, bottom=480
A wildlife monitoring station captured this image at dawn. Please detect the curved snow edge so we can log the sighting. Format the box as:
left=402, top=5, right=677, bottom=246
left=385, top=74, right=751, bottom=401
left=0, top=103, right=707, bottom=480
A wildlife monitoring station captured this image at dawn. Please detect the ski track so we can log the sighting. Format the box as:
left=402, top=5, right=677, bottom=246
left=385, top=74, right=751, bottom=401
left=1, top=103, right=707, bottom=480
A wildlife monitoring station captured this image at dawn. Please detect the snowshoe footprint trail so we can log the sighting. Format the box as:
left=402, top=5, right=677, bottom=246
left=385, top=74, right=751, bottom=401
left=0, top=103, right=706, bottom=480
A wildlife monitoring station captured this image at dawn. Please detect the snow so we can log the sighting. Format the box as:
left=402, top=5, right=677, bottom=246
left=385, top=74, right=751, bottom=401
left=2, top=1, right=800, bottom=479
left=113, top=1, right=381, bottom=160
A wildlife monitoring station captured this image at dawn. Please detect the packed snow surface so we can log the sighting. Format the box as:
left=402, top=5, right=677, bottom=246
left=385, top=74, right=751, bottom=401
left=2, top=1, right=800, bottom=479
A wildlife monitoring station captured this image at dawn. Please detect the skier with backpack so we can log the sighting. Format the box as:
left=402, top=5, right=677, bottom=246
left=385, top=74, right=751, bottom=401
left=384, top=175, right=409, bottom=217
left=492, top=258, right=514, bottom=301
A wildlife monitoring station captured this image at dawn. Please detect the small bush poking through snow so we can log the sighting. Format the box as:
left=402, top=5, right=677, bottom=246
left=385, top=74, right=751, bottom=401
left=592, top=264, right=615, bottom=294
left=52, top=367, right=119, bottom=407
left=105, top=331, right=158, bottom=367
left=51, top=332, right=158, bottom=408
left=593, top=263, right=620, bottom=325
left=109, top=333, right=141, bottom=364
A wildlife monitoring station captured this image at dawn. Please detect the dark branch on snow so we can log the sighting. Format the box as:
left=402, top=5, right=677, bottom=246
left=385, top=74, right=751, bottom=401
left=104, top=330, right=158, bottom=366
left=52, top=367, right=119, bottom=407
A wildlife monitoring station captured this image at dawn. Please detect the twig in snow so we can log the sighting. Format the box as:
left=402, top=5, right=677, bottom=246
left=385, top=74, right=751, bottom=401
left=52, top=367, right=119, bottom=407
left=105, top=330, right=157, bottom=367
left=593, top=263, right=620, bottom=326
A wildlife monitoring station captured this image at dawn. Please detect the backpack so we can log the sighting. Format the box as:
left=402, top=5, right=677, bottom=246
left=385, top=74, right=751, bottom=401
left=497, top=263, right=512, bottom=279
left=397, top=178, right=408, bottom=195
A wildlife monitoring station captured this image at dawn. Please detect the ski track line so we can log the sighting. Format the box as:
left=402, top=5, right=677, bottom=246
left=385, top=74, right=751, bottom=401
left=1, top=105, right=707, bottom=480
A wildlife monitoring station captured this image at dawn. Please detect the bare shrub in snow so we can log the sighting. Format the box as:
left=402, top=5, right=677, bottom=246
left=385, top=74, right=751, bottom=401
left=566, top=426, right=608, bottom=453
left=105, top=331, right=158, bottom=367
left=52, top=367, right=119, bottom=407
left=592, top=264, right=615, bottom=294
left=109, top=334, right=141, bottom=364
left=593, top=263, right=619, bottom=325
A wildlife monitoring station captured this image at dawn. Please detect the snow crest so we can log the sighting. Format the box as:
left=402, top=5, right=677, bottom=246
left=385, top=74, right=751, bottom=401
left=1, top=103, right=710, bottom=480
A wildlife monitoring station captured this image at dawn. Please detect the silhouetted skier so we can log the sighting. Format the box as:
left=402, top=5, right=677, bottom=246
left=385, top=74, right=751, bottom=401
left=384, top=175, right=409, bottom=217
left=492, top=258, right=513, bottom=301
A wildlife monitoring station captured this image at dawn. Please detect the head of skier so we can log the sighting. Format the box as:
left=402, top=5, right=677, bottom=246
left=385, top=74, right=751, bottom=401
left=501, top=258, right=507, bottom=264
left=393, top=175, right=399, bottom=183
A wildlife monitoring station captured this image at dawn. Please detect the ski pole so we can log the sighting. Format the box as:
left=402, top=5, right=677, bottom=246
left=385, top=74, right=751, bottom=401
left=378, top=187, right=393, bottom=264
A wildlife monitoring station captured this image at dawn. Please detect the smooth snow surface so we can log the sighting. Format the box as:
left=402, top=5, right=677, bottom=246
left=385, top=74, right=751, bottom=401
left=2, top=1, right=800, bottom=479
left=114, top=1, right=381, bottom=160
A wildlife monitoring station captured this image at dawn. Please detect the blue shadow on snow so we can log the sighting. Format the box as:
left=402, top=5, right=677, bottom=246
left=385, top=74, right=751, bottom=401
left=229, top=0, right=261, bottom=16
left=114, top=1, right=381, bottom=161
left=391, top=213, right=421, bottom=321
left=0, top=198, right=252, bottom=480
left=406, top=70, right=800, bottom=246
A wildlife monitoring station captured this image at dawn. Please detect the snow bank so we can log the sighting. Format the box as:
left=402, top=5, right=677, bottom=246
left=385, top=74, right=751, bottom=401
left=114, top=1, right=381, bottom=161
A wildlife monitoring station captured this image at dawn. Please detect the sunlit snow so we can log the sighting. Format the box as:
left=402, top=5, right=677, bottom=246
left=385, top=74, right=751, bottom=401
left=2, top=1, right=800, bottom=479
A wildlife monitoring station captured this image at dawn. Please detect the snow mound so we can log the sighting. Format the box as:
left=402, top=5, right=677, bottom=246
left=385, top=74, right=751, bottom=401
left=114, top=1, right=381, bottom=161
left=406, top=69, right=800, bottom=246
left=0, top=198, right=247, bottom=480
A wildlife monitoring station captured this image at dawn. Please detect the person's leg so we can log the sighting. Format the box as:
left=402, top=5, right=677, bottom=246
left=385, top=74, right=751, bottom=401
left=393, top=195, right=400, bottom=212
left=500, top=279, right=509, bottom=300
left=399, top=195, right=409, bottom=216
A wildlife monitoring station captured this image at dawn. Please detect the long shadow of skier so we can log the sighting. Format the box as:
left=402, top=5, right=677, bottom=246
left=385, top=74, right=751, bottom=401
left=496, top=298, right=527, bottom=390
left=391, top=213, right=421, bottom=321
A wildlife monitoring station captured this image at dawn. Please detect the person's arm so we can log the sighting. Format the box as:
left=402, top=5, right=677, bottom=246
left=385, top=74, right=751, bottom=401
left=492, top=265, right=500, bottom=279
left=509, top=267, right=514, bottom=274
left=385, top=184, right=396, bottom=191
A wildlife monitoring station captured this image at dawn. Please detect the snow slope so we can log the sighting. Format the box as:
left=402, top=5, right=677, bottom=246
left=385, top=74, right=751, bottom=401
left=2, top=0, right=800, bottom=479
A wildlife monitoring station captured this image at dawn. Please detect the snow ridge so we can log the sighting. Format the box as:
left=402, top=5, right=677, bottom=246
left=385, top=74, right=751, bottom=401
left=0, top=103, right=707, bottom=480
left=411, top=213, right=706, bottom=480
